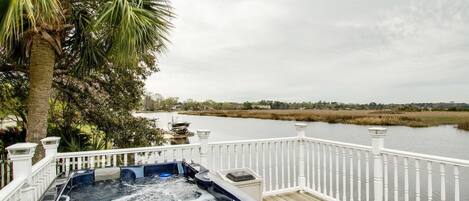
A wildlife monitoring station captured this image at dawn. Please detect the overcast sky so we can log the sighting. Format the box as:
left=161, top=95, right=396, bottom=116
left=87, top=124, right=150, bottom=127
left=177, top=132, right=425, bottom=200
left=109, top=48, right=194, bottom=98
left=145, top=0, right=469, bottom=104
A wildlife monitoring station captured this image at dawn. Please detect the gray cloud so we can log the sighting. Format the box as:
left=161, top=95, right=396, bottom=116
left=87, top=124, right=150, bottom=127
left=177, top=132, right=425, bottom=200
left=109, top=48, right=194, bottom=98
left=145, top=0, right=469, bottom=103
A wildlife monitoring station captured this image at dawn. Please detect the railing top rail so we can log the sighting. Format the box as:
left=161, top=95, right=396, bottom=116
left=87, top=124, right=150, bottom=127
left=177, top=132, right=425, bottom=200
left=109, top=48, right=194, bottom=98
left=56, top=143, right=200, bottom=158
left=32, top=155, right=54, bottom=175
left=305, top=137, right=372, bottom=151
left=0, top=176, right=26, bottom=201
left=208, top=136, right=299, bottom=146
left=383, top=148, right=469, bottom=167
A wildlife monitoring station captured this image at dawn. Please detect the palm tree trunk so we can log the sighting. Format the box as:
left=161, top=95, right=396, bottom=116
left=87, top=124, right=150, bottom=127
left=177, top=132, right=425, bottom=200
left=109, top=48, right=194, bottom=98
left=26, top=35, right=56, bottom=163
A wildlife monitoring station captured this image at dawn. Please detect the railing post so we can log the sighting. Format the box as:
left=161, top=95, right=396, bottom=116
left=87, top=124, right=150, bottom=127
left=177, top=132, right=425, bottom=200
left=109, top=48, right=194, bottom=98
left=6, top=143, right=37, bottom=182
left=41, top=137, right=61, bottom=178
left=369, top=127, right=387, bottom=201
left=295, top=123, right=307, bottom=190
left=6, top=143, right=37, bottom=201
left=41, top=137, right=60, bottom=157
left=197, top=130, right=210, bottom=168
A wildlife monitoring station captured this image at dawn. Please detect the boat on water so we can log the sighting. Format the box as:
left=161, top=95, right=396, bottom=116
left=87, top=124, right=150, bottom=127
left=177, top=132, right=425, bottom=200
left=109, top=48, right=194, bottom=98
left=168, top=116, right=193, bottom=136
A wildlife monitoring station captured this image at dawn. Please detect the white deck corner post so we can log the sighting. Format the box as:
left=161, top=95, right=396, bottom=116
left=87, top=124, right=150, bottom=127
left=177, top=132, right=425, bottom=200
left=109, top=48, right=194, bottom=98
left=295, top=123, right=307, bottom=190
left=6, top=142, right=38, bottom=201
left=41, top=136, right=61, bottom=178
left=369, top=127, right=387, bottom=201
left=41, top=136, right=61, bottom=157
left=197, top=130, right=211, bottom=168
left=6, top=143, right=37, bottom=181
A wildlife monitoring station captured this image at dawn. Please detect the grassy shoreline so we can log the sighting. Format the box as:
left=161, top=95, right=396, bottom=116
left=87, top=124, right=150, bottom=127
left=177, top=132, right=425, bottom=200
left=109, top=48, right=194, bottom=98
left=181, top=110, right=469, bottom=131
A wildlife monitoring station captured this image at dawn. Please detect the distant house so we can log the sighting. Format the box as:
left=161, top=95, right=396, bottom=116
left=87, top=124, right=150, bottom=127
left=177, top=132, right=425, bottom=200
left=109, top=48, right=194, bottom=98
left=252, top=104, right=271, bottom=110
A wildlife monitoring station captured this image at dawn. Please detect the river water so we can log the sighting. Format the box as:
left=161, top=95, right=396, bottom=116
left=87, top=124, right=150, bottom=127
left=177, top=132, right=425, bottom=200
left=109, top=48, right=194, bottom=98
left=138, top=112, right=469, bottom=160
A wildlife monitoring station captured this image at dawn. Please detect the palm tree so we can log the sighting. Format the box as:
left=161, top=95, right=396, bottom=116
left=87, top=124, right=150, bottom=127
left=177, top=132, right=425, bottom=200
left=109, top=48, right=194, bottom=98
left=0, top=0, right=172, bottom=161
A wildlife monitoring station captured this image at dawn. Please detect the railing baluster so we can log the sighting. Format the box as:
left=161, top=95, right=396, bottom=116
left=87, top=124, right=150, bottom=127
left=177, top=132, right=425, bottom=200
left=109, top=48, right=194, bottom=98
left=427, top=161, right=432, bottom=201
left=454, top=166, right=460, bottom=201
left=268, top=142, right=273, bottom=191
left=416, top=159, right=421, bottom=201
left=234, top=144, right=238, bottom=168
left=309, top=142, right=316, bottom=190
left=210, top=146, right=215, bottom=169
left=77, top=157, right=82, bottom=170
left=357, top=150, right=362, bottom=201
left=262, top=142, right=266, bottom=192
left=440, top=163, right=446, bottom=201
left=342, top=147, right=347, bottom=201
left=306, top=142, right=310, bottom=188
left=329, top=145, right=333, bottom=196
left=65, top=158, right=71, bottom=174
left=249, top=144, right=252, bottom=169
left=219, top=145, right=223, bottom=169
left=349, top=149, right=354, bottom=201
left=366, top=152, right=370, bottom=201
left=227, top=145, right=231, bottom=169
left=323, top=144, right=327, bottom=195
left=404, top=157, right=409, bottom=201
left=113, top=155, right=117, bottom=167
left=293, top=140, right=297, bottom=187
left=384, top=154, right=388, bottom=201
left=256, top=143, right=259, bottom=175
left=287, top=141, right=291, bottom=188
left=335, top=146, right=339, bottom=199
left=281, top=141, right=285, bottom=189
left=275, top=142, right=279, bottom=190
left=393, top=155, right=398, bottom=201
left=318, top=143, right=322, bottom=193
left=242, top=144, right=246, bottom=168
left=134, top=153, right=138, bottom=165
left=123, top=154, right=128, bottom=166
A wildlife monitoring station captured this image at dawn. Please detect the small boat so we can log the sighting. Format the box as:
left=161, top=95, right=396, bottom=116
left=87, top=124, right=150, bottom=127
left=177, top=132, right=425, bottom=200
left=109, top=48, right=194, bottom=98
left=168, top=117, right=193, bottom=136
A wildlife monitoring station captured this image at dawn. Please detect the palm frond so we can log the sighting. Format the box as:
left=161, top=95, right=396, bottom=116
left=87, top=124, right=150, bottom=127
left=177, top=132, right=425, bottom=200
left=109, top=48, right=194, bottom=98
left=67, top=6, right=107, bottom=75
left=0, top=0, right=35, bottom=45
left=95, top=0, right=173, bottom=67
left=0, top=0, right=63, bottom=50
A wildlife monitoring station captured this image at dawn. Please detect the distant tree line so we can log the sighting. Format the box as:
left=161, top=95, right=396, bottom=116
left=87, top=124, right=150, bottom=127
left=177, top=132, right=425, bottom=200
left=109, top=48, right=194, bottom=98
left=143, top=93, right=179, bottom=111
left=141, top=95, right=469, bottom=112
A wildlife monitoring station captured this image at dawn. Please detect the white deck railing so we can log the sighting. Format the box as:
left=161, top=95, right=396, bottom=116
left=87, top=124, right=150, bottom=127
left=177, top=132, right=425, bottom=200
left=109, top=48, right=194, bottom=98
left=303, top=137, right=374, bottom=201
left=207, top=136, right=300, bottom=195
left=381, top=148, right=466, bottom=201
left=0, top=159, right=12, bottom=188
left=56, top=143, right=201, bottom=176
left=0, top=124, right=468, bottom=201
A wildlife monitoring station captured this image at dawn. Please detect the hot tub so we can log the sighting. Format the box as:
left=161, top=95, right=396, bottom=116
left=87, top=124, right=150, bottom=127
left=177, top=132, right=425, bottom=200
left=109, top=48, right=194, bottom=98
left=40, top=162, right=255, bottom=201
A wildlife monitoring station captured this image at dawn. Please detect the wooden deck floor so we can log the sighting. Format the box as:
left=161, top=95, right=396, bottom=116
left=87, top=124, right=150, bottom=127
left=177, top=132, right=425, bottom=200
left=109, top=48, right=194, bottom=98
left=263, top=192, right=322, bottom=201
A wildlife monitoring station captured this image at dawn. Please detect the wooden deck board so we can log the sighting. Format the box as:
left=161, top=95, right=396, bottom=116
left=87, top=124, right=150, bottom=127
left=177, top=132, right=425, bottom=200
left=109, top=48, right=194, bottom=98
left=263, top=192, right=322, bottom=201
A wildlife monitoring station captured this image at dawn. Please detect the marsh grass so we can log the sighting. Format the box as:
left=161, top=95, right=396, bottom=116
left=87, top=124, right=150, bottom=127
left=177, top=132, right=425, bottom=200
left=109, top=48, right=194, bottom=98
left=182, top=110, right=469, bottom=131
left=457, top=122, right=469, bottom=131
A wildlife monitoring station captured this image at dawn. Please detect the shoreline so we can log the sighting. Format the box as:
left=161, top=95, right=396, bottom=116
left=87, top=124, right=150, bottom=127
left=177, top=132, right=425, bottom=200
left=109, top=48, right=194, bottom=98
left=180, top=110, right=469, bottom=131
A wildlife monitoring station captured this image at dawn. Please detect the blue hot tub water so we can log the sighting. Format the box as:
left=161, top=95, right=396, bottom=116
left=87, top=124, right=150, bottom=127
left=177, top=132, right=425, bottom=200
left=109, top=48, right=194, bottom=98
left=50, top=162, right=249, bottom=201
